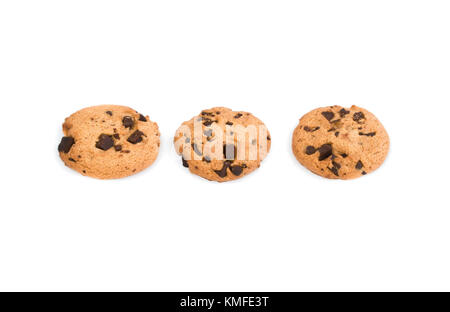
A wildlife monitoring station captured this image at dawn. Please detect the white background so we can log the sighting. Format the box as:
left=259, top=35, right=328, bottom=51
left=0, top=0, right=449, bottom=291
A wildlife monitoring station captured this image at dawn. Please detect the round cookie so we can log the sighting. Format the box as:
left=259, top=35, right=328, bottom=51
left=292, top=105, right=389, bottom=179
left=58, top=105, right=160, bottom=179
left=174, top=107, right=271, bottom=182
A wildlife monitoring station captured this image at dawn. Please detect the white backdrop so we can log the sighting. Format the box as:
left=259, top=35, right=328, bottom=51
left=1, top=0, right=449, bottom=291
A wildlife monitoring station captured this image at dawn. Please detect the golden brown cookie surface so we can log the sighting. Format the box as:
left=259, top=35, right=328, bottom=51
left=58, top=105, right=160, bottom=179
left=292, top=105, right=389, bottom=179
left=174, top=107, right=271, bottom=182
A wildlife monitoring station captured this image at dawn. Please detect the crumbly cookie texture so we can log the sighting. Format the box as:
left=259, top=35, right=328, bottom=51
left=292, top=105, right=389, bottom=180
left=58, top=105, right=160, bottom=179
left=174, top=107, right=271, bottom=182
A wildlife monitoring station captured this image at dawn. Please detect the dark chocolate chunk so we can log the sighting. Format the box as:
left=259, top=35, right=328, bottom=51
left=139, top=114, right=147, bottom=122
left=201, top=111, right=214, bottom=117
left=304, top=126, right=320, bottom=132
left=203, top=119, right=214, bottom=126
left=230, top=165, right=243, bottom=176
left=113, top=134, right=120, bottom=140
left=68, top=157, right=76, bottom=162
left=182, top=157, right=189, bottom=168
left=95, top=134, right=114, bottom=151
left=58, top=136, right=75, bottom=153
left=359, top=132, right=376, bottom=137
left=226, top=121, right=233, bottom=126
left=332, top=161, right=341, bottom=170
left=335, top=132, right=340, bottom=137
left=318, top=144, right=333, bottom=161
left=353, top=112, right=365, bottom=122
left=321, top=111, right=335, bottom=121
left=362, top=171, right=367, bottom=175
left=355, top=160, right=364, bottom=170
left=328, top=166, right=339, bottom=176
left=234, top=113, right=243, bottom=119
left=122, top=116, right=134, bottom=129
left=214, top=163, right=228, bottom=178
left=340, top=153, right=348, bottom=158
left=223, top=144, right=236, bottom=160
left=267, top=135, right=271, bottom=141
left=106, top=111, right=113, bottom=116
left=114, top=145, right=122, bottom=151
left=339, top=108, right=350, bottom=117
left=127, top=130, right=144, bottom=144
left=305, top=146, right=316, bottom=155
left=192, top=143, right=202, bottom=156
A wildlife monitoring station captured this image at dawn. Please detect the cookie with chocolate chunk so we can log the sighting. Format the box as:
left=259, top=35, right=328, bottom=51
left=292, top=105, right=389, bottom=179
left=174, top=107, right=271, bottom=182
left=58, top=105, right=160, bottom=179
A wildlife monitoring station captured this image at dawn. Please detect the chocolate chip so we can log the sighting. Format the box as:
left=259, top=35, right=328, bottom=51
left=353, top=112, right=365, bottom=122
left=122, top=116, right=134, bottom=129
left=226, top=121, right=233, bottom=126
left=340, top=153, right=348, bottom=158
left=335, top=132, right=340, bottom=137
left=68, top=157, right=76, bottom=162
left=223, top=144, right=236, bottom=160
left=328, top=166, right=339, bottom=176
left=114, top=145, right=122, bottom=151
left=362, top=171, right=367, bottom=175
left=321, top=111, right=335, bottom=121
left=204, top=129, right=213, bottom=137
left=230, top=165, right=243, bottom=176
left=214, top=163, right=229, bottom=178
left=359, top=132, right=376, bottom=137
left=355, top=160, right=364, bottom=170
left=139, top=114, right=147, bottom=122
left=203, top=156, right=211, bottom=163
left=332, top=161, right=341, bottom=170
left=267, top=135, right=271, bottom=141
left=304, top=126, right=320, bottom=132
left=182, top=157, right=189, bottom=168
left=339, top=108, right=350, bottom=117
left=201, top=111, right=214, bottom=117
left=106, top=111, right=113, bottom=116
left=305, top=146, right=316, bottom=155
left=241, top=163, right=248, bottom=168
left=318, top=144, right=333, bottom=161
left=127, top=130, right=144, bottom=144
left=58, top=136, right=75, bottom=153
left=95, top=134, right=114, bottom=151
left=192, top=143, right=202, bottom=156
left=113, top=134, right=120, bottom=140
left=234, top=113, right=243, bottom=119
left=203, top=119, right=214, bottom=126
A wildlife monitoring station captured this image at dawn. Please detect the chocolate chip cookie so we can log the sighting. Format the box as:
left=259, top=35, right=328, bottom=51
left=174, top=107, right=271, bottom=182
left=58, top=105, right=160, bottom=179
left=292, top=105, right=389, bottom=179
